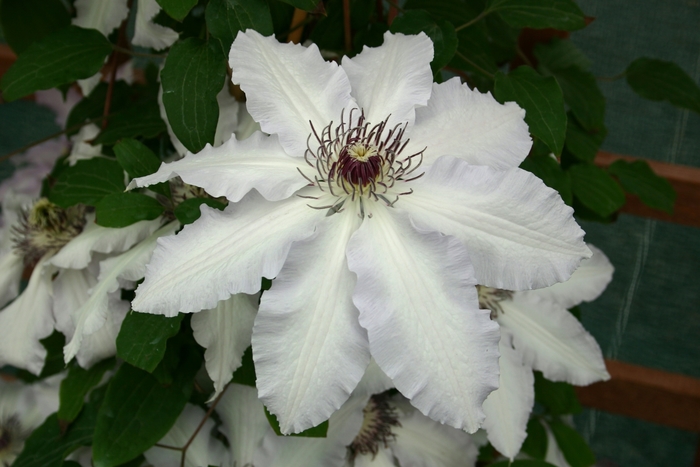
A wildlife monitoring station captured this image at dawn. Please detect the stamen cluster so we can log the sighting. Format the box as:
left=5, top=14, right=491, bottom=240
left=347, top=394, right=401, bottom=461
left=301, top=109, right=425, bottom=216
left=0, top=416, right=28, bottom=466
left=477, top=285, right=514, bottom=319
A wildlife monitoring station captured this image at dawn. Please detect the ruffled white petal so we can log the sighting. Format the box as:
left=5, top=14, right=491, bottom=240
left=0, top=250, right=24, bottom=309
left=50, top=215, right=163, bottom=269
left=402, top=156, right=590, bottom=290
left=544, top=421, right=572, bottom=467
left=498, top=292, right=610, bottom=385
left=68, top=124, right=102, bottom=166
left=133, top=0, right=179, bottom=51
left=404, top=78, right=532, bottom=169
left=77, top=74, right=103, bottom=99
left=254, top=431, right=343, bottom=467
left=217, top=384, right=270, bottom=467
left=191, top=294, right=258, bottom=399
left=214, top=83, right=239, bottom=146
left=72, top=0, right=129, bottom=36
left=63, top=222, right=179, bottom=364
left=133, top=192, right=321, bottom=316
left=128, top=132, right=309, bottom=202
left=254, top=209, right=369, bottom=434
left=229, top=29, right=354, bottom=156
left=391, top=401, right=480, bottom=467
left=340, top=32, right=433, bottom=129
left=144, top=404, right=228, bottom=467
left=346, top=206, right=500, bottom=432
left=482, top=332, right=534, bottom=460
left=353, top=358, right=394, bottom=397
left=525, top=244, right=614, bottom=309
left=0, top=258, right=54, bottom=375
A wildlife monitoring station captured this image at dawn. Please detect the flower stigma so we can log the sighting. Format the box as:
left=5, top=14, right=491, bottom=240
left=347, top=394, right=401, bottom=461
left=299, top=109, right=425, bottom=218
left=477, top=285, right=514, bottom=319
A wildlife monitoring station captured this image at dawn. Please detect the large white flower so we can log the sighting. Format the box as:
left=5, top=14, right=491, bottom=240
left=130, top=30, right=590, bottom=434
left=479, top=245, right=613, bottom=459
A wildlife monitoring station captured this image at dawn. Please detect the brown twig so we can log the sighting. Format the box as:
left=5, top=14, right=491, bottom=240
left=287, top=8, right=308, bottom=44
left=179, top=384, right=230, bottom=467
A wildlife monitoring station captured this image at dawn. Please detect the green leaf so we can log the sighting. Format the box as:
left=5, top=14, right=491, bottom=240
left=277, top=0, right=319, bottom=11
left=548, top=419, right=596, bottom=467
left=95, top=193, right=165, bottom=228
left=570, top=163, right=625, bottom=217
left=488, top=0, right=586, bottom=31
left=564, top=114, right=606, bottom=163
left=0, top=0, right=71, bottom=54
left=626, top=58, right=700, bottom=115
left=49, top=158, right=126, bottom=208
left=156, top=0, right=198, bottom=21
left=520, top=142, right=572, bottom=205
left=390, top=10, right=458, bottom=73
left=206, top=0, right=274, bottom=52
left=549, top=67, right=605, bottom=132
left=452, top=25, right=499, bottom=79
left=534, top=371, right=582, bottom=415
left=174, top=197, right=227, bottom=225
left=93, top=353, right=199, bottom=467
left=10, top=331, right=67, bottom=383
left=65, top=82, right=131, bottom=136
left=59, top=358, right=115, bottom=423
left=521, top=417, right=548, bottom=459
left=116, top=312, right=186, bottom=373
left=0, top=26, right=112, bottom=101
left=232, top=346, right=256, bottom=387
left=114, top=138, right=162, bottom=179
left=264, top=406, right=329, bottom=437
left=534, top=38, right=591, bottom=72
left=161, top=39, right=228, bottom=153
left=495, top=66, right=566, bottom=155
left=490, top=460, right=558, bottom=467
left=12, top=385, right=106, bottom=467
left=93, top=101, right=167, bottom=145
left=608, top=159, right=676, bottom=214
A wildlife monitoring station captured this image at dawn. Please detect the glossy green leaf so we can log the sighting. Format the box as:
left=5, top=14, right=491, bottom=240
left=114, top=138, right=162, bottom=179
left=0, top=26, right=112, bottom=101
left=65, top=82, right=131, bottom=136
left=232, top=346, right=256, bottom=387
left=534, top=371, right=582, bottom=415
left=95, top=193, right=164, bottom=228
left=564, top=115, right=606, bottom=162
left=522, top=417, right=548, bottom=459
left=156, top=0, right=198, bottom=21
left=534, top=38, right=591, bottom=72
left=58, top=358, right=115, bottom=423
left=174, top=197, right=227, bottom=225
left=206, top=0, right=274, bottom=52
left=264, top=406, right=329, bottom=437
left=495, top=66, right=567, bottom=155
left=520, top=152, right=573, bottom=205
left=626, top=58, right=700, bottom=115
left=49, top=158, right=126, bottom=208
left=93, top=101, right=167, bottom=145
left=608, top=159, right=676, bottom=214
left=12, top=385, right=106, bottom=467
left=550, top=67, right=605, bottom=132
left=277, top=0, right=319, bottom=11
left=0, top=0, right=71, bottom=54
left=452, top=25, right=499, bottom=79
left=488, top=0, right=586, bottom=31
left=548, top=419, right=596, bottom=467
left=570, top=163, right=625, bottom=217
left=390, top=10, right=458, bottom=73
left=161, top=39, right=228, bottom=153
left=116, top=312, right=185, bottom=373
left=93, top=353, right=199, bottom=467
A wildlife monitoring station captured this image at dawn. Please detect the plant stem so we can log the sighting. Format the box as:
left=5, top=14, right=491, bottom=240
left=112, top=45, right=166, bottom=59
left=454, top=9, right=492, bottom=32
left=179, top=384, right=230, bottom=467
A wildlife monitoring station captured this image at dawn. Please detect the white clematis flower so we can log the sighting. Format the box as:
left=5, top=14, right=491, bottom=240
left=479, top=245, right=613, bottom=459
left=130, top=30, right=590, bottom=433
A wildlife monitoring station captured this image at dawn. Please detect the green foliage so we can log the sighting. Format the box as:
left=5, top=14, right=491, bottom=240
left=490, top=460, right=558, bottom=467
left=206, top=0, right=275, bottom=52
left=277, top=0, right=320, bottom=11
left=0, top=26, right=112, bottom=101
left=59, top=359, right=115, bottom=423
left=232, top=346, right=256, bottom=386
left=116, top=312, right=186, bottom=373
left=65, top=82, right=131, bottom=136
left=161, top=38, right=228, bottom=153
left=95, top=193, right=165, bottom=227
left=534, top=38, right=591, bottom=71
left=521, top=417, right=548, bottom=459
left=608, top=159, right=676, bottom=214
left=174, top=197, right=227, bottom=225
left=93, top=101, right=167, bottom=145
left=626, top=58, right=700, bottom=115
left=157, top=0, right=199, bottom=21
left=550, top=67, right=605, bottom=132
left=521, top=152, right=573, bottom=205
left=9, top=331, right=66, bottom=383
left=564, top=115, right=606, bottom=163
left=49, top=158, right=126, bottom=208
left=390, top=10, right=458, bottom=73
left=569, top=163, right=625, bottom=217
left=534, top=371, right=582, bottom=415
left=264, top=406, right=329, bottom=437
left=488, top=0, right=586, bottom=31
left=548, top=419, right=596, bottom=467
left=0, top=0, right=71, bottom=54
left=495, top=66, right=567, bottom=155
left=114, top=138, right=171, bottom=197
